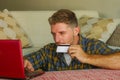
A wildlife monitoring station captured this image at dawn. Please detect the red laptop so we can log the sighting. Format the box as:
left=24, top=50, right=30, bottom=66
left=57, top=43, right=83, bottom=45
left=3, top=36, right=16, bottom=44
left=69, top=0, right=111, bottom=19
left=0, top=40, right=25, bottom=79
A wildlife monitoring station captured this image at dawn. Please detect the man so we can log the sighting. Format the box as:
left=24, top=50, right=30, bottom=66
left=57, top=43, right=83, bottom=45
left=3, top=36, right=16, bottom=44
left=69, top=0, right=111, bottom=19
left=24, top=9, right=120, bottom=72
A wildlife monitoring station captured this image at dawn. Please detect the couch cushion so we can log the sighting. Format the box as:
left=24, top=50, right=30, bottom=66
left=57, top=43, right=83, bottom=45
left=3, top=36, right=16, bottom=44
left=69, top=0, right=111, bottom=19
left=0, top=9, right=32, bottom=48
left=79, top=16, right=120, bottom=43
left=106, top=24, right=120, bottom=47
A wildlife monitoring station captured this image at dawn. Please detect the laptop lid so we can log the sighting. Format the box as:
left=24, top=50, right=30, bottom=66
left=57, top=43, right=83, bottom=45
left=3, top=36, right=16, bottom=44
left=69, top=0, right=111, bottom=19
left=0, top=40, right=25, bottom=79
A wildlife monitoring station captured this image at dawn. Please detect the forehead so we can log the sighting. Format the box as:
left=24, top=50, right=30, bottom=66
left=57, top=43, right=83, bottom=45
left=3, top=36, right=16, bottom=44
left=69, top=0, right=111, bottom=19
left=51, top=23, right=71, bottom=32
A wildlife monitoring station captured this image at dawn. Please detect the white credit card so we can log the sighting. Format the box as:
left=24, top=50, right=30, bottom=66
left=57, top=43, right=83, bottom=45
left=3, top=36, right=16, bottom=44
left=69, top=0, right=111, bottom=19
left=56, top=45, right=70, bottom=53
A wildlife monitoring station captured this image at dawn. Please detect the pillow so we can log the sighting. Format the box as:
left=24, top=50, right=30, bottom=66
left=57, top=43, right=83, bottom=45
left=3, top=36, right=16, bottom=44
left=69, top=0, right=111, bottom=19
left=79, top=16, right=120, bottom=43
left=0, top=9, right=32, bottom=48
left=106, top=24, right=120, bottom=47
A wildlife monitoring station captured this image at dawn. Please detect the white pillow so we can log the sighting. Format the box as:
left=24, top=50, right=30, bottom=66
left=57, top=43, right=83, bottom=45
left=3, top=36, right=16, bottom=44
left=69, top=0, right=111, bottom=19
left=0, top=9, right=32, bottom=48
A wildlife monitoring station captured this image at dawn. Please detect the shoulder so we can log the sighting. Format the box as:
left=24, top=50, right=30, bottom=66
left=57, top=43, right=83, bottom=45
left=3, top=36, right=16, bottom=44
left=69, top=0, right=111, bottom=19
left=80, top=35, right=105, bottom=46
left=80, top=35, right=111, bottom=54
left=81, top=36, right=120, bottom=54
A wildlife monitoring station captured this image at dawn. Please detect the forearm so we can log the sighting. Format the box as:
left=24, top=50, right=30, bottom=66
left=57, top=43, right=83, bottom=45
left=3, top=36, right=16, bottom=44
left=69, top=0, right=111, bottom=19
left=84, top=52, right=120, bottom=70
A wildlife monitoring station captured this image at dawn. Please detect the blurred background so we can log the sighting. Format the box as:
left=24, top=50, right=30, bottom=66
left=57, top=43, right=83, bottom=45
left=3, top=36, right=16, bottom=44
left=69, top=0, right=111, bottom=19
left=0, top=0, right=120, bottom=18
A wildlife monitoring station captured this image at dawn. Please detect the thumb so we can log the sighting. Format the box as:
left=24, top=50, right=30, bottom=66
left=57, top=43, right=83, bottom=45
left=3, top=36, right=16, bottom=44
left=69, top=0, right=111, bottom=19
left=24, top=59, right=28, bottom=68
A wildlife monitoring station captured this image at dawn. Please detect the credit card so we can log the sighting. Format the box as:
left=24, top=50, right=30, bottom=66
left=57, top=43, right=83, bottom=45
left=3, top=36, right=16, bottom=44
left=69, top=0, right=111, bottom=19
left=56, top=44, right=70, bottom=53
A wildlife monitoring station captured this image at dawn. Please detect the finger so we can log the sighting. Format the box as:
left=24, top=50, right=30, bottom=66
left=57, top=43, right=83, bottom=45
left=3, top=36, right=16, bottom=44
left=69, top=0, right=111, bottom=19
left=27, top=67, right=34, bottom=72
left=69, top=45, right=80, bottom=51
left=27, top=61, right=34, bottom=72
left=24, top=59, right=28, bottom=68
left=68, top=48, right=77, bottom=54
left=27, top=63, right=34, bottom=72
left=70, top=53, right=76, bottom=59
left=24, top=60, right=34, bottom=72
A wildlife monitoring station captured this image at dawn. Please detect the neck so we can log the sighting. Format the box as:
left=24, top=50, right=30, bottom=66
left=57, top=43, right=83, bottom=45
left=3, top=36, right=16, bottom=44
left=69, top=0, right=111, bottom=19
left=72, top=35, right=79, bottom=45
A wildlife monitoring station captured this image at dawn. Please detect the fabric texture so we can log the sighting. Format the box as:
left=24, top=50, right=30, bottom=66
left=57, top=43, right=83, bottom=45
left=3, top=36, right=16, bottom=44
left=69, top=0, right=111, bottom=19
left=24, top=35, right=119, bottom=71
left=79, top=16, right=120, bottom=43
left=33, top=69, right=120, bottom=80
left=0, top=9, right=32, bottom=48
left=106, top=24, right=120, bottom=47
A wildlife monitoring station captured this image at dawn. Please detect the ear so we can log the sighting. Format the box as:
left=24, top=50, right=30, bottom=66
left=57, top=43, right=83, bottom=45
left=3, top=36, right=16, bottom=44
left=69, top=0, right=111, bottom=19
left=73, top=27, right=80, bottom=36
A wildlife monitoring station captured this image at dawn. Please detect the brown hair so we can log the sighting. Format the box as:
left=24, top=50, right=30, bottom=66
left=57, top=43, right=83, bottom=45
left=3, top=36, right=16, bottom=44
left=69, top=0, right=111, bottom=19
left=48, top=9, right=78, bottom=27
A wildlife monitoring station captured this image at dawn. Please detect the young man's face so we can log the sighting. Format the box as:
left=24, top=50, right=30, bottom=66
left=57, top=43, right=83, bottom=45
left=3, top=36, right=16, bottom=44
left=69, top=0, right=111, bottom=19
left=51, top=23, right=79, bottom=45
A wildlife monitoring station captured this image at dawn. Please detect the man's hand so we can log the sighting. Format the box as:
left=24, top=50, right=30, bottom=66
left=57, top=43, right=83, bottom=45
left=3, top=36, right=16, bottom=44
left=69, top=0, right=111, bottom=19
left=68, top=45, right=88, bottom=63
left=24, top=59, right=34, bottom=72
left=68, top=45, right=120, bottom=70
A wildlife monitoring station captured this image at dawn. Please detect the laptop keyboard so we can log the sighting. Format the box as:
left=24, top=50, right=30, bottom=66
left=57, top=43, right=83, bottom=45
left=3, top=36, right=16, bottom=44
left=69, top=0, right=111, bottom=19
left=25, top=69, right=45, bottom=79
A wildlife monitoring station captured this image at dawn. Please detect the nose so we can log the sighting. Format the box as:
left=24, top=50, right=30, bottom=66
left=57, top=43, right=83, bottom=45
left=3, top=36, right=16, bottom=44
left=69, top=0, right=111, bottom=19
left=54, top=35, right=60, bottom=43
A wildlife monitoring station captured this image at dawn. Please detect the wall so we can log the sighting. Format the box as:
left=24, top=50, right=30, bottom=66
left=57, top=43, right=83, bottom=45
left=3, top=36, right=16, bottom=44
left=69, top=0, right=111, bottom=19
left=0, top=0, right=120, bottom=18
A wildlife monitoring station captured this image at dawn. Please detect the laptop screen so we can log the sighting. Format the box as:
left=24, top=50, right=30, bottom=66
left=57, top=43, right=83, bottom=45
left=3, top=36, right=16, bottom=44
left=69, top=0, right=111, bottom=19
left=0, top=40, right=25, bottom=79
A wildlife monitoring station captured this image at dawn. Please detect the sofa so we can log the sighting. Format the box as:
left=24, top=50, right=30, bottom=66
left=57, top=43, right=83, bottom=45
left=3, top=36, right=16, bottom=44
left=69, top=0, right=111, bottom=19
left=0, top=9, right=120, bottom=55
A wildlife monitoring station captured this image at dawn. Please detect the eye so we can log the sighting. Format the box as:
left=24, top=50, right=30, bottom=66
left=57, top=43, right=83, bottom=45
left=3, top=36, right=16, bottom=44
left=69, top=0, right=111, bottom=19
left=60, top=32, right=65, bottom=35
